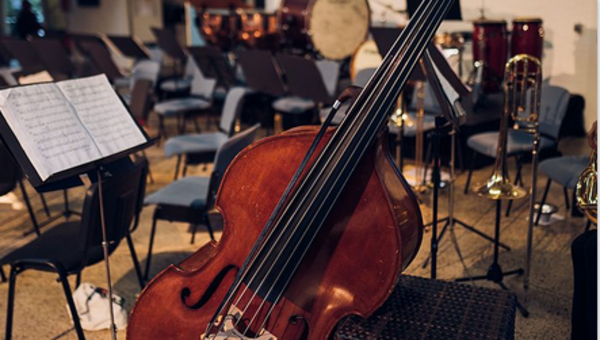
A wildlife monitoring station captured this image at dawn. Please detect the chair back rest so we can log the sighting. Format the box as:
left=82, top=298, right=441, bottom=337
left=131, top=60, right=160, bottom=87
left=79, top=40, right=123, bottom=81
left=220, top=87, right=247, bottom=134
left=78, top=158, right=147, bottom=263
left=190, top=68, right=217, bottom=99
left=0, top=142, right=20, bottom=196
left=129, top=79, right=153, bottom=124
left=538, top=85, right=570, bottom=140
left=315, top=59, right=340, bottom=98
left=184, top=55, right=197, bottom=79
left=208, top=124, right=260, bottom=206
left=30, top=38, right=75, bottom=78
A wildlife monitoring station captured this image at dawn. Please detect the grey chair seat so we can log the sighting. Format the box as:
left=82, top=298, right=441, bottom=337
left=273, top=96, right=315, bottom=114
left=214, top=86, right=227, bottom=101
left=144, top=176, right=209, bottom=208
left=114, top=76, right=131, bottom=88
left=539, top=156, right=589, bottom=188
left=467, top=130, right=555, bottom=158
left=388, top=112, right=436, bottom=137
left=154, top=97, right=211, bottom=116
left=160, top=78, right=192, bottom=92
left=164, top=132, right=228, bottom=158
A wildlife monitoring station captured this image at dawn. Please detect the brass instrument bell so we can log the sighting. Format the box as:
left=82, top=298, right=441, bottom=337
left=576, top=150, right=597, bottom=224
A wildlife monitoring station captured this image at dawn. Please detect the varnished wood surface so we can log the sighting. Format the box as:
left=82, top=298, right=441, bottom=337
left=127, top=126, right=423, bottom=339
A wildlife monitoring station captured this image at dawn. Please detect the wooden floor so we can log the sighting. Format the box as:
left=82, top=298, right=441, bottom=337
left=0, top=115, right=591, bottom=339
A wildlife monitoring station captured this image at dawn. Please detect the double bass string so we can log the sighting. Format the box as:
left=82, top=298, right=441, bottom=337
left=227, top=0, right=438, bottom=328
left=220, top=2, right=438, bottom=333
left=244, top=1, right=454, bottom=335
left=234, top=0, right=452, bottom=335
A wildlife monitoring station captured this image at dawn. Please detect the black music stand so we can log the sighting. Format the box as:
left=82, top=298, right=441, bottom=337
left=107, top=35, right=150, bottom=60
left=275, top=54, right=332, bottom=105
left=238, top=50, right=287, bottom=132
left=238, top=50, right=286, bottom=97
left=0, top=79, right=156, bottom=339
left=188, top=46, right=236, bottom=90
left=420, top=45, right=510, bottom=275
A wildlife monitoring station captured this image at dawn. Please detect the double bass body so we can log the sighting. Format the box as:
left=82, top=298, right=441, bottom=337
left=127, top=126, right=423, bottom=339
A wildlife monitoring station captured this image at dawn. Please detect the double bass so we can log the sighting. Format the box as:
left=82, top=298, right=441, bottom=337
left=128, top=0, right=455, bottom=338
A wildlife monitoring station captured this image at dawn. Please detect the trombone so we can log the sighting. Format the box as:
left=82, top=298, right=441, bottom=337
left=473, top=54, right=542, bottom=290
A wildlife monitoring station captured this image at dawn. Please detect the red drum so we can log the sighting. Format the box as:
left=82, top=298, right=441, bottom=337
left=511, top=18, right=544, bottom=60
left=472, top=19, right=508, bottom=93
left=198, top=9, right=241, bottom=51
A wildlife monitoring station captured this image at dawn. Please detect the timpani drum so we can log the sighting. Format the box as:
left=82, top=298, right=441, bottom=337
left=240, top=10, right=279, bottom=49
left=511, top=18, right=544, bottom=60
left=349, top=39, right=381, bottom=83
left=277, top=0, right=370, bottom=60
left=198, top=9, right=241, bottom=51
left=472, top=19, right=508, bottom=93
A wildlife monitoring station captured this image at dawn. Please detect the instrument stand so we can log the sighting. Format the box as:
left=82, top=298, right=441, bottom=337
left=421, top=128, right=510, bottom=270
left=455, top=200, right=529, bottom=318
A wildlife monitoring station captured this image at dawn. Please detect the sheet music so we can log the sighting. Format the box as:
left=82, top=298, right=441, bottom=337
left=0, top=83, right=102, bottom=181
left=56, top=75, right=146, bottom=156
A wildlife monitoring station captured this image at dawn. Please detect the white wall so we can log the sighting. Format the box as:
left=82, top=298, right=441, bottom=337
left=66, top=0, right=130, bottom=35
left=267, top=0, right=598, bottom=128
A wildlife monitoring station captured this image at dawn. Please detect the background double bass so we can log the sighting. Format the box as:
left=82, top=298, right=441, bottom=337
left=127, top=0, right=455, bottom=338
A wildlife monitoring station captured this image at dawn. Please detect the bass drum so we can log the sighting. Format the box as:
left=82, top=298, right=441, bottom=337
left=278, top=0, right=370, bottom=60
left=511, top=18, right=544, bottom=60
left=350, top=39, right=381, bottom=85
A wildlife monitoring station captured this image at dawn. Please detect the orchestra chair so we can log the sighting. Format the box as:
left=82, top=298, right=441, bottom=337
left=464, top=85, right=570, bottom=195
left=274, top=54, right=337, bottom=130
left=154, top=68, right=217, bottom=139
left=163, top=87, right=248, bottom=179
left=0, top=142, right=49, bottom=238
left=2, top=158, right=148, bottom=340
left=127, top=79, right=156, bottom=184
left=536, top=156, right=590, bottom=227
left=29, top=38, right=77, bottom=80
left=143, top=124, right=260, bottom=280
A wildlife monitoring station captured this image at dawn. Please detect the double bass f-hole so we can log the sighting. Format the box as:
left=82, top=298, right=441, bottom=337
left=180, top=265, right=238, bottom=310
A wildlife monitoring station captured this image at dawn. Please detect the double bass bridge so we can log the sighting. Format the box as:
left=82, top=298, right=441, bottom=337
left=202, top=306, right=278, bottom=340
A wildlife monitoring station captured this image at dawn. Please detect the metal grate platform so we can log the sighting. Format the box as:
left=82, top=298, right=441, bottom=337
left=335, top=275, right=517, bottom=340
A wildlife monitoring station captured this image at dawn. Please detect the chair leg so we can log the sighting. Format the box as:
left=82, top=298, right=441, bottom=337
left=5, top=266, right=18, bottom=340
left=182, top=161, right=189, bottom=178
left=193, top=117, right=201, bottom=133
left=75, top=272, right=81, bottom=288
left=126, top=234, right=145, bottom=289
left=57, top=269, right=85, bottom=340
left=174, top=155, right=182, bottom=181
left=158, top=115, right=167, bottom=140
left=535, top=179, right=552, bottom=226
left=144, top=210, right=159, bottom=281
left=0, top=267, right=6, bottom=283
left=18, top=180, right=40, bottom=236
left=39, top=194, right=51, bottom=217
left=563, top=187, right=571, bottom=210
left=190, top=224, right=198, bottom=244
left=464, top=150, right=477, bottom=194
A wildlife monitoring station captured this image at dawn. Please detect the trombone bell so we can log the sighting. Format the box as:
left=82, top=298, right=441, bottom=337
left=576, top=150, right=598, bottom=224
left=474, top=172, right=527, bottom=200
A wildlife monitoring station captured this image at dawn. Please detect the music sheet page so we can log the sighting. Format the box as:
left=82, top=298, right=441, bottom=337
left=56, top=75, right=146, bottom=156
left=0, top=83, right=102, bottom=181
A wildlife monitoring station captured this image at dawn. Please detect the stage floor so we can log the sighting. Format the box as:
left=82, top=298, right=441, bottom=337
left=0, top=115, right=590, bottom=339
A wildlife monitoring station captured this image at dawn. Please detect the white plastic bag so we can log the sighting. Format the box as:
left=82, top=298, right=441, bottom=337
left=68, top=282, right=128, bottom=331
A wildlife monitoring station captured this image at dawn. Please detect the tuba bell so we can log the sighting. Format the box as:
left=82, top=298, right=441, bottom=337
left=576, top=150, right=597, bottom=224
left=472, top=55, right=542, bottom=200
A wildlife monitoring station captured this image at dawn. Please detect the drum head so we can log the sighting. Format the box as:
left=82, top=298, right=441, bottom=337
left=350, top=40, right=381, bottom=81
left=309, top=0, right=370, bottom=60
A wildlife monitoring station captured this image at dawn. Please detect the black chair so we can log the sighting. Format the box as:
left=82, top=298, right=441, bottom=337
left=2, top=158, right=148, bottom=340
left=143, top=124, right=259, bottom=280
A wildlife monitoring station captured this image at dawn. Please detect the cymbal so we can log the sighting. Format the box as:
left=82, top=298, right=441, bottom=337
left=190, top=0, right=249, bottom=9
